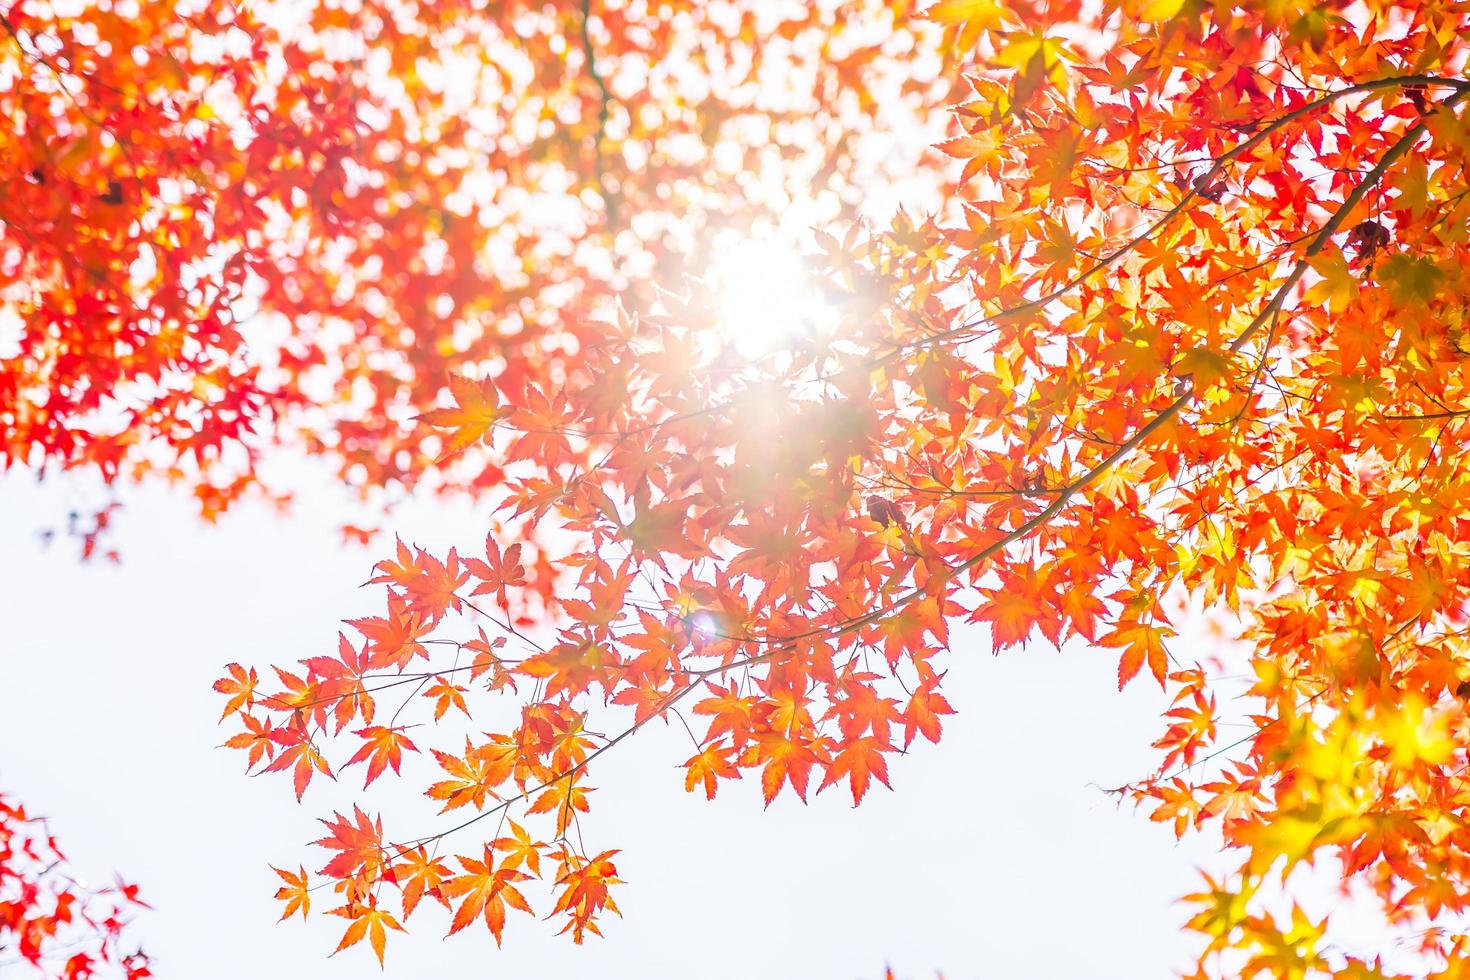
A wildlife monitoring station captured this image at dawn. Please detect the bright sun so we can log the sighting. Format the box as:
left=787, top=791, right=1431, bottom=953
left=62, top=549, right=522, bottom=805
left=711, top=237, right=840, bottom=359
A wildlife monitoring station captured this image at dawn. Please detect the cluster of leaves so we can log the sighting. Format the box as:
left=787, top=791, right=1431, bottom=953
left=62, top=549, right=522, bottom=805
left=930, top=0, right=1470, bottom=975
left=12, top=0, right=1470, bottom=973
left=213, top=0, right=1470, bottom=973
left=1, top=0, right=941, bottom=526
left=0, top=792, right=150, bottom=979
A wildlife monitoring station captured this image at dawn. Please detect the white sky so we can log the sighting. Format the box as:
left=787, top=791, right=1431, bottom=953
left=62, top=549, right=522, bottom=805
left=1, top=465, right=1221, bottom=979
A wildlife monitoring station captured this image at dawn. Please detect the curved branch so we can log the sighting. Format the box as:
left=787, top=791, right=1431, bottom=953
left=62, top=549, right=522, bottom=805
left=901, top=73, right=1470, bottom=358
left=577, top=0, right=620, bottom=229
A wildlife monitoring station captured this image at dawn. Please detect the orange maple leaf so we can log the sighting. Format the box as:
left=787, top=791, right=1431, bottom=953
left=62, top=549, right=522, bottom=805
left=418, top=374, right=501, bottom=462
left=315, top=806, right=385, bottom=881
left=343, top=726, right=420, bottom=788
left=272, top=865, right=310, bottom=922
left=1101, top=620, right=1173, bottom=689
left=683, top=743, right=740, bottom=800
left=328, top=897, right=403, bottom=966
left=442, top=847, right=534, bottom=944
left=213, top=663, right=258, bottom=721
left=818, top=735, right=893, bottom=805
left=262, top=724, right=334, bottom=801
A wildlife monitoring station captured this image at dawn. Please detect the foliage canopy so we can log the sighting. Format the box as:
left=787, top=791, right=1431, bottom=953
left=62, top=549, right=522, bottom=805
left=6, top=0, right=1470, bottom=974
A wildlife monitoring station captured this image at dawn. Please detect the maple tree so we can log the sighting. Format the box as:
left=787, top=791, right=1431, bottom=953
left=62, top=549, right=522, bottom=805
left=8, top=0, right=1470, bottom=973
left=0, top=792, right=150, bottom=979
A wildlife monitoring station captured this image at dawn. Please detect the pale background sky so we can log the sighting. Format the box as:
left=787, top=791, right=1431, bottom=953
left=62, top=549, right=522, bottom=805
left=1, top=464, right=1221, bottom=979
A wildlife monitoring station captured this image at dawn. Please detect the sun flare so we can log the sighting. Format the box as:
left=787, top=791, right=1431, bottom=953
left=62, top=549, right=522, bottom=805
left=710, top=237, right=840, bottom=359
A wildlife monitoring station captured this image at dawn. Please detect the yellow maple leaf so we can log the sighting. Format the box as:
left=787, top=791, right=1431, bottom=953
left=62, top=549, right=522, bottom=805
left=927, top=0, right=1003, bottom=29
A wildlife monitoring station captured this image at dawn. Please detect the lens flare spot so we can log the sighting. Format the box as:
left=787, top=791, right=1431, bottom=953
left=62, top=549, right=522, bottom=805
left=711, top=238, right=839, bottom=358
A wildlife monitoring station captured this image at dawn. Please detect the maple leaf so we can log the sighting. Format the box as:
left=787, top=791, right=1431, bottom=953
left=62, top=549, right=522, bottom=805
left=927, top=0, right=1003, bottom=30
left=426, top=738, right=509, bottom=813
left=302, top=634, right=376, bottom=732
left=519, top=640, right=614, bottom=700
left=693, top=684, right=755, bottom=747
left=328, top=898, right=403, bottom=967
left=902, top=684, right=955, bottom=749
left=213, top=663, right=258, bottom=721
left=1305, top=249, right=1360, bottom=314
left=682, top=743, right=740, bottom=800
left=272, top=865, right=310, bottom=922
left=400, top=547, right=469, bottom=622
left=550, top=849, right=622, bottom=945
left=367, top=536, right=422, bottom=591
left=262, top=724, right=334, bottom=801
left=492, top=820, right=545, bottom=876
left=222, top=713, right=277, bottom=770
left=818, top=736, right=893, bottom=805
left=363, top=540, right=469, bottom=623
left=422, top=677, right=470, bottom=720
left=971, top=585, right=1040, bottom=650
left=1149, top=781, right=1204, bottom=837
left=0, top=791, right=151, bottom=974
left=418, top=374, right=502, bottom=462
left=1154, top=685, right=1218, bottom=772
left=1057, top=586, right=1107, bottom=643
left=1388, top=558, right=1451, bottom=623
left=611, top=680, right=674, bottom=725
left=616, top=482, right=694, bottom=561
left=393, top=847, right=452, bottom=918
left=343, top=726, right=420, bottom=788
left=466, top=535, right=527, bottom=609
left=261, top=667, right=320, bottom=719
left=744, top=731, right=820, bottom=807
left=442, top=847, right=534, bottom=944
left=314, top=806, right=385, bottom=881
left=1200, top=771, right=1265, bottom=827
left=348, top=597, right=432, bottom=671
left=865, top=495, right=906, bottom=529
left=760, top=679, right=815, bottom=738
left=1101, top=620, right=1174, bottom=690
left=1346, top=219, right=1391, bottom=265
left=526, top=776, right=591, bottom=837
left=466, top=629, right=516, bottom=690
left=825, top=677, right=902, bottom=742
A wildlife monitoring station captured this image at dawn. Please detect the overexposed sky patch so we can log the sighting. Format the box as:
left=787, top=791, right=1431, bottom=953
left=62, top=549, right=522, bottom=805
left=2, top=466, right=1217, bottom=978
